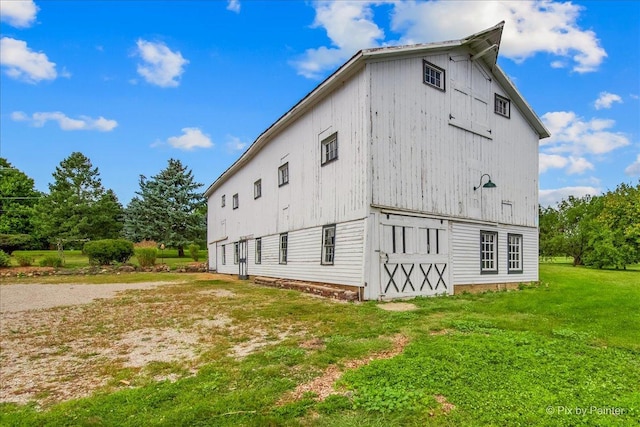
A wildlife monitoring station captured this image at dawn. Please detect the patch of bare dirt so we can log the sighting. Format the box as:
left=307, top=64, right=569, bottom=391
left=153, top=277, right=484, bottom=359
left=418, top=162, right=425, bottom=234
left=378, top=302, right=418, bottom=312
left=281, top=334, right=409, bottom=403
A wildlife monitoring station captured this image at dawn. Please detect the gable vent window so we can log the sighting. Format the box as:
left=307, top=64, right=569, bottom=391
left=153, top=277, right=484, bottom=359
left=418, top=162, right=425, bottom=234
left=232, top=193, right=239, bottom=209
left=495, top=94, right=510, bottom=118
left=278, top=163, right=289, bottom=187
left=423, top=60, right=445, bottom=91
left=254, top=179, right=262, bottom=199
left=321, top=132, right=338, bottom=165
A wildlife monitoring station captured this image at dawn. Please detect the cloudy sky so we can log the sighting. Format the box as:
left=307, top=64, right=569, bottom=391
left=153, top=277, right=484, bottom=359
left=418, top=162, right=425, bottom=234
left=1, top=0, right=638, bottom=207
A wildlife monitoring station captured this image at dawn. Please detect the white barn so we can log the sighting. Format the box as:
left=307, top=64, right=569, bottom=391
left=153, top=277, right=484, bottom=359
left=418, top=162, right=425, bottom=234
left=205, top=22, right=550, bottom=300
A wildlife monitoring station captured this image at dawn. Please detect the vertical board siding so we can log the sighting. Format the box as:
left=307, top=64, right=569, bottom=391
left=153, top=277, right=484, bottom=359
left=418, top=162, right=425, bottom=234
left=215, top=220, right=366, bottom=287
left=369, top=52, right=539, bottom=227
left=451, top=221, right=538, bottom=285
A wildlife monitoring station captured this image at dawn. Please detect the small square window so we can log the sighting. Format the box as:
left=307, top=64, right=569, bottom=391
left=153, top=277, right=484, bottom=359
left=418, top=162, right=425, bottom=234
left=254, top=179, right=262, bottom=199
left=232, top=193, right=239, bottom=209
left=321, top=132, right=338, bottom=165
left=480, top=231, right=498, bottom=274
left=255, top=237, right=262, bottom=264
left=321, top=225, right=336, bottom=265
left=423, top=60, right=445, bottom=91
left=279, top=233, right=288, bottom=264
left=221, top=195, right=226, bottom=207
left=508, top=234, right=523, bottom=273
left=495, top=94, right=510, bottom=118
left=278, top=163, right=289, bottom=187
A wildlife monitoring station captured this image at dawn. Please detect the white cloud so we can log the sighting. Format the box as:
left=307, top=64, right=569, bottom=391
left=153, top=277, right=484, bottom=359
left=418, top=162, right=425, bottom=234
left=225, top=135, right=248, bottom=152
left=539, top=186, right=599, bottom=207
left=625, top=154, right=640, bottom=176
left=291, top=1, right=385, bottom=79
left=566, top=156, right=594, bottom=175
left=539, top=153, right=568, bottom=173
left=166, top=128, right=213, bottom=150
left=541, top=111, right=630, bottom=155
left=391, top=0, right=606, bottom=73
left=593, top=91, right=623, bottom=110
left=227, top=0, right=241, bottom=13
left=11, top=110, right=118, bottom=131
left=0, top=37, right=57, bottom=83
left=135, top=39, right=189, bottom=87
left=0, top=0, right=38, bottom=28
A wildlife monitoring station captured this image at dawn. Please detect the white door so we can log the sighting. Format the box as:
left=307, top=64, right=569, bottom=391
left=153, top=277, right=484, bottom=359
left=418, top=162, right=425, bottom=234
left=379, top=215, right=451, bottom=299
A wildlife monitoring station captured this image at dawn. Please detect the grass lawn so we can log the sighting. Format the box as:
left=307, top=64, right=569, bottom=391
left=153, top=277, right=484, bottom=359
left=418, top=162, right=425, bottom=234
left=1, top=262, right=638, bottom=426
left=9, top=249, right=207, bottom=269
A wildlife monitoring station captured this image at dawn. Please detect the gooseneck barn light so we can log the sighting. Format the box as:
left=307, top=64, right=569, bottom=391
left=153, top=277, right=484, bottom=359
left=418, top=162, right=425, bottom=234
left=473, top=173, right=497, bottom=191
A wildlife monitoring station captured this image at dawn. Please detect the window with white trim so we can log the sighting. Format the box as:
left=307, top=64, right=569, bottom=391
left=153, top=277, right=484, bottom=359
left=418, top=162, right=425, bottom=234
left=321, top=132, right=338, bottom=165
left=232, top=193, right=239, bottom=209
left=234, top=242, right=239, bottom=264
left=321, top=225, right=336, bottom=265
left=480, top=231, right=498, bottom=274
left=279, top=233, right=288, bottom=264
left=255, top=237, right=262, bottom=264
left=254, top=179, right=262, bottom=199
left=278, top=163, right=289, bottom=187
left=221, top=245, right=226, bottom=265
left=423, top=60, right=445, bottom=91
left=495, top=94, right=510, bottom=118
left=221, top=195, right=226, bottom=207
left=508, top=234, right=523, bottom=273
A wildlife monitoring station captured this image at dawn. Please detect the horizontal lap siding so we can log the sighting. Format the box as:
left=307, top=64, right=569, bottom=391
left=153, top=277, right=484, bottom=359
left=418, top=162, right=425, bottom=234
left=451, top=222, right=538, bottom=285
left=216, top=220, right=366, bottom=287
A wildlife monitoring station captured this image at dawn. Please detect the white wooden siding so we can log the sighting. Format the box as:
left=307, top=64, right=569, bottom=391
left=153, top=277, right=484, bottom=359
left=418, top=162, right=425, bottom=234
left=368, top=51, right=539, bottom=227
left=215, top=219, right=366, bottom=287
left=451, top=221, right=538, bottom=285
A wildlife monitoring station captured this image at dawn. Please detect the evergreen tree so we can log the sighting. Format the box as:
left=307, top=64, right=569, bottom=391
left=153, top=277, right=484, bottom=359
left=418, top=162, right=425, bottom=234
left=0, top=158, right=41, bottom=235
left=124, top=159, right=205, bottom=256
left=35, top=152, right=123, bottom=246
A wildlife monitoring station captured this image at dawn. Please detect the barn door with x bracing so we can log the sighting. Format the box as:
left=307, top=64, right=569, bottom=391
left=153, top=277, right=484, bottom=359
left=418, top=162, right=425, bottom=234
left=379, top=215, right=450, bottom=299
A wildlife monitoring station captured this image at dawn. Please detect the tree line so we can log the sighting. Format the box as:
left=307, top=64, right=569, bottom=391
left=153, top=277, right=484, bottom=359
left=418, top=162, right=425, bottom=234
left=539, top=182, right=640, bottom=269
left=1, top=153, right=206, bottom=256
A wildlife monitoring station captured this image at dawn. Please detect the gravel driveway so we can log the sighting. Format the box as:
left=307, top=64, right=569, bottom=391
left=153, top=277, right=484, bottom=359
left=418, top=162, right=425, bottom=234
left=0, top=281, right=181, bottom=313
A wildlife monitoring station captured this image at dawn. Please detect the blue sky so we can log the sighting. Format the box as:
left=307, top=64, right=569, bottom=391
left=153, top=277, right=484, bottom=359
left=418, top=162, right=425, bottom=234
left=1, top=0, right=638, bottom=207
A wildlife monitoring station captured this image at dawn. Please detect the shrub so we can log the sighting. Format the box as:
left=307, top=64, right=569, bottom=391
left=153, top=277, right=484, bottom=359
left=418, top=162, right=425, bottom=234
left=135, top=248, right=158, bottom=267
left=15, top=254, right=35, bottom=267
left=39, top=255, right=64, bottom=268
left=83, top=239, right=134, bottom=265
left=0, top=234, right=35, bottom=255
left=0, top=250, right=11, bottom=267
left=189, top=243, right=200, bottom=262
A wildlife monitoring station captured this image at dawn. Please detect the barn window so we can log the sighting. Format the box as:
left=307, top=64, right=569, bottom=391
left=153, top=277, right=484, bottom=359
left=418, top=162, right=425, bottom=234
left=255, top=237, right=262, bottom=264
left=423, top=60, right=445, bottom=91
left=221, top=195, right=226, bottom=207
left=480, top=231, right=498, bottom=274
left=321, top=225, right=336, bottom=265
left=495, top=94, right=510, bottom=118
left=221, top=245, right=226, bottom=265
left=508, top=234, right=523, bottom=273
left=232, top=193, right=239, bottom=209
left=321, top=132, right=338, bottom=165
left=254, top=179, right=262, bottom=199
left=234, top=242, right=239, bottom=264
left=279, top=233, right=288, bottom=264
left=278, top=163, right=289, bottom=187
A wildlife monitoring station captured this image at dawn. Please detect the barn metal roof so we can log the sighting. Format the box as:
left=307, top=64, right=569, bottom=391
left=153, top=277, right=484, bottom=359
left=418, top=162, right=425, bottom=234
left=205, top=22, right=550, bottom=197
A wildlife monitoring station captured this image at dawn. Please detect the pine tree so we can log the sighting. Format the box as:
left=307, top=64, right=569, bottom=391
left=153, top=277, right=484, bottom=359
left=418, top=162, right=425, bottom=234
left=0, top=158, right=41, bottom=235
left=35, top=152, right=123, bottom=246
left=124, top=159, right=205, bottom=256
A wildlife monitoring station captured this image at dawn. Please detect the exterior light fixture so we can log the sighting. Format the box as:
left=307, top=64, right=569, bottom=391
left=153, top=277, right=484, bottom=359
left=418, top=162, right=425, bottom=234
left=474, top=173, right=496, bottom=191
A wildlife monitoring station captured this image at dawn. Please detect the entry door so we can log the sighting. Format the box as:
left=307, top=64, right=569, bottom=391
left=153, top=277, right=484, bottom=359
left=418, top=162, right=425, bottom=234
left=379, top=215, right=450, bottom=299
left=238, top=239, right=248, bottom=280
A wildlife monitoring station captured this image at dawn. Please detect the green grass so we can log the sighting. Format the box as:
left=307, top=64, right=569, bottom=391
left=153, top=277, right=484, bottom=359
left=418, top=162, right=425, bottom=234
left=1, top=261, right=638, bottom=426
left=8, top=249, right=208, bottom=269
